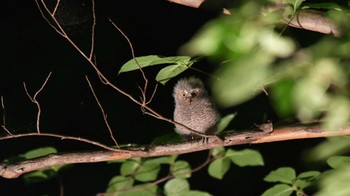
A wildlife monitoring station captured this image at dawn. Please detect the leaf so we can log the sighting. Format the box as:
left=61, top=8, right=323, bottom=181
left=164, top=178, right=190, bottom=195
left=120, top=158, right=141, bottom=176
left=226, top=149, right=264, bottom=167
left=24, top=147, right=57, bottom=159
left=118, top=55, right=192, bottom=74
left=264, top=167, right=296, bottom=184
left=113, top=184, right=158, bottom=196
left=297, top=171, right=321, bottom=180
left=156, top=64, right=191, bottom=85
left=134, top=160, right=161, bottom=182
left=106, top=175, right=134, bottom=193
left=327, top=156, right=350, bottom=169
left=208, top=157, right=231, bottom=180
left=216, top=113, right=237, bottom=132
left=261, top=184, right=294, bottom=196
left=171, top=160, right=191, bottom=178
left=211, top=147, right=225, bottom=157
left=23, top=169, right=56, bottom=185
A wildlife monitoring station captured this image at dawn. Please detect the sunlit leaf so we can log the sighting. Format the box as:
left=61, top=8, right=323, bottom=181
left=24, top=147, right=57, bottom=159
left=261, top=184, right=293, bottom=196
left=164, top=178, right=190, bottom=195
left=217, top=113, right=236, bottom=132
left=134, top=160, right=161, bottom=182
left=106, top=176, right=134, bottom=193
left=120, top=158, right=141, bottom=176
left=208, top=157, right=231, bottom=179
left=226, top=149, right=264, bottom=166
left=264, top=167, right=296, bottom=184
left=156, top=64, right=190, bottom=85
left=171, top=160, right=191, bottom=178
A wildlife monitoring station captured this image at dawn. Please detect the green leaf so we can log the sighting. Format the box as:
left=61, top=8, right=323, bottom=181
left=262, top=184, right=293, bottom=196
left=327, top=156, right=350, bottom=169
left=208, top=157, right=231, bottom=180
left=145, top=155, right=178, bottom=165
left=120, top=158, right=141, bottom=176
left=106, top=175, right=134, bottom=193
left=113, top=184, right=158, bottom=196
left=211, top=147, right=225, bottom=157
left=226, top=149, right=264, bottom=167
left=134, top=160, right=161, bottom=182
left=297, top=171, right=321, bottom=180
left=171, top=160, right=191, bottom=178
left=264, top=167, right=296, bottom=184
left=164, top=178, right=190, bottom=195
left=118, top=55, right=192, bottom=74
left=23, top=169, right=56, bottom=185
left=156, top=64, right=191, bottom=85
left=24, top=147, right=57, bottom=159
left=217, top=113, right=237, bottom=132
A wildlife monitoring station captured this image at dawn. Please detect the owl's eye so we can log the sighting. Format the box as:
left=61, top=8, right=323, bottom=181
left=182, top=91, right=188, bottom=97
left=191, top=90, right=198, bottom=97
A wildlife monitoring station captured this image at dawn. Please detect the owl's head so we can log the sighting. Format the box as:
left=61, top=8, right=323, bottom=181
left=173, top=77, right=207, bottom=104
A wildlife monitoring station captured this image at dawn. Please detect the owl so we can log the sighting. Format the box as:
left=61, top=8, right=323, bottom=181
left=173, top=77, right=220, bottom=138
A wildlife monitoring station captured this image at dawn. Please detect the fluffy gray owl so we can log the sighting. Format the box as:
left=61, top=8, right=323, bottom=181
left=173, top=77, right=220, bottom=138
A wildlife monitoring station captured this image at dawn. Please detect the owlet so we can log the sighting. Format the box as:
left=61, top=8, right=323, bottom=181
left=173, top=76, right=220, bottom=138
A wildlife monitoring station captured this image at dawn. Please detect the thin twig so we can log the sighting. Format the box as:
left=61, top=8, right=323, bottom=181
left=23, top=72, right=52, bottom=133
left=85, top=76, right=119, bottom=148
left=0, top=132, right=126, bottom=152
left=108, top=18, right=150, bottom=107
left=1, top=96, right=12, bottom=135
left=89, top=0, right=96, bottom=60
left=35, top=0, right=219, bottom=139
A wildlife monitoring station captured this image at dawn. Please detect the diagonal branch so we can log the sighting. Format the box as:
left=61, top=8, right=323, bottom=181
left=1, top=123, right=350, bottom=179
left=85, top=76, right=119, bottom=147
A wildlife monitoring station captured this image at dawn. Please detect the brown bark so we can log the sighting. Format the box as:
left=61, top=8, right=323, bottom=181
left=1, top=123, right=350, bottom=179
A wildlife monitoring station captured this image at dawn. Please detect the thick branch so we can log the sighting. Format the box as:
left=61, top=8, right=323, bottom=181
left=2, top=123, right=350, bottom=179
left=167, top=0, right=340, bottom=36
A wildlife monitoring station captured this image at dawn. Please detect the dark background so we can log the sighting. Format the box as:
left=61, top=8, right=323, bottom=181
left=0, top=0, right=326, bottom=195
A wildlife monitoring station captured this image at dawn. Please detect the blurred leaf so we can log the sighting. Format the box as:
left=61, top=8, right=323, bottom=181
left=226, top=149, right=264, bottom=167
left=217, top=113, right=237, bottom=132
left=134, top=160, right=161, bottom=182
left=118, top=55, right=192, bottom=74
left=208, top=157, right=231, bottom=179
left=171, top=160, right=191, bottom=178
left=306, top=137, right=350, bottom=161
left=106, top=176, right=134, bottom=193
left=327, top=156, right=350, bottom=169
left=302, top=2, right=346, bottom=11
left=164, top=178, right=190, bottom=195
left=317, top=164, right=350, bottom=196
left=264, top=167, right=296, bottom=184
left=212, top=55, right=272, bottom=107
left=261, top=184, right=293, bottom=196
left=271, top=79, right=295, bottom=117
left=323, top=96, right=350, bottom=131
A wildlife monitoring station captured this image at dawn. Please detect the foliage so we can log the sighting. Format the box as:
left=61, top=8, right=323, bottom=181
left=105, top=148, right=263, bottom=195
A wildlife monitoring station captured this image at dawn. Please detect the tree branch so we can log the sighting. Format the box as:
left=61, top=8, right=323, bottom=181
left=1, top=123, right=350, bottom=179
left=167, top=0, right=340, bottom=36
